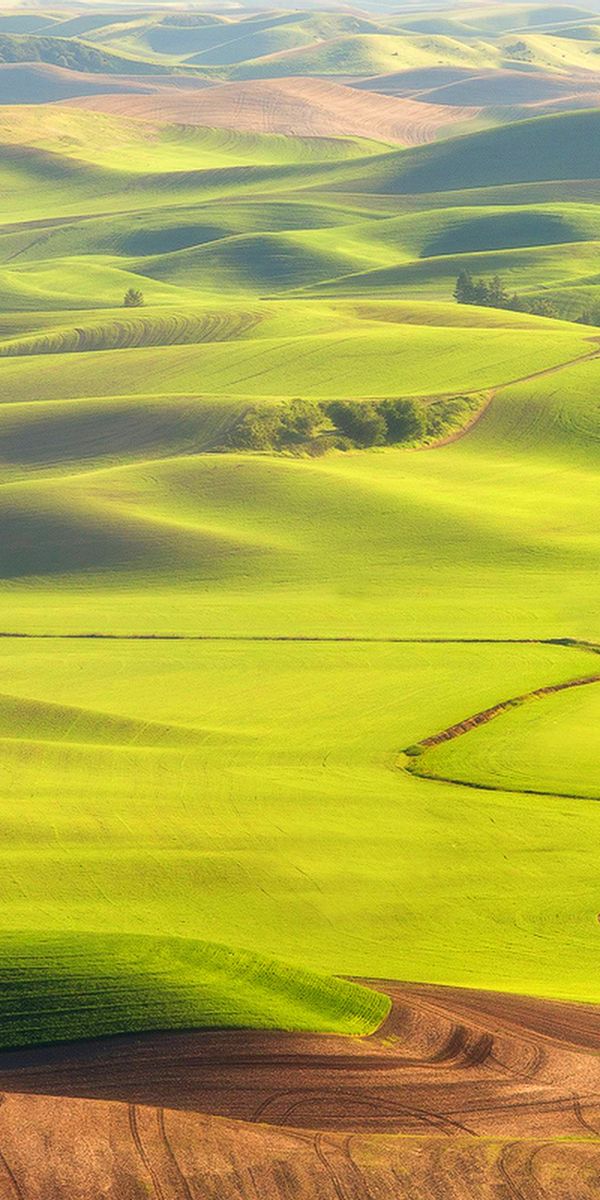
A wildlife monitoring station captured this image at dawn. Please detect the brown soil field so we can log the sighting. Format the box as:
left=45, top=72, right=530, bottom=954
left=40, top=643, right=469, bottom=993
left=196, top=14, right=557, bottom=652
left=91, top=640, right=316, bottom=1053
left=0, top=982, right=599, bottom=1198
left=0, top=1091, right=599, bottom=1200
left=61, top=77, right=481, bottom=145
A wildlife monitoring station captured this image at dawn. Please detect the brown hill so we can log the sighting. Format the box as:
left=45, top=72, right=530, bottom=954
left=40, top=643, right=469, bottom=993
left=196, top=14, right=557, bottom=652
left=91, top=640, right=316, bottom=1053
left=0, top=981, right=599, bottom=1198
left=61, top=76, right=481, bottom=145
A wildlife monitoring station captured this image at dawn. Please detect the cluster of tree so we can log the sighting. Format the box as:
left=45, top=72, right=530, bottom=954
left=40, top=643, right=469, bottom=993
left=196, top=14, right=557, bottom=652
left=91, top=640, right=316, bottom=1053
left=326, top=398, right=425, bottom=447
left=226, top=398, right=321, bottom=452
left=454, top=271, right=600, bottom=326
left=504, top=40, right=533, bottom=61
left=225, top=394, right=475, bottom=454
left=453, top=271, right=559, bottom=318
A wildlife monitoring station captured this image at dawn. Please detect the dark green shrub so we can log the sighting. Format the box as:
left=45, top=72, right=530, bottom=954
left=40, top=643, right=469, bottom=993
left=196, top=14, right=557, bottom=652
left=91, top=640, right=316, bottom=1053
left=379, top=398, right=425, bottom=443
left=123, top=288, right=144, bottom=308
left=227, top=405, right=282, bottom=450
left=280, top=398, right=321, bottom=444
left=578, top=308, right=600, bottom=326
left=326, top=401, right=387, bottom=447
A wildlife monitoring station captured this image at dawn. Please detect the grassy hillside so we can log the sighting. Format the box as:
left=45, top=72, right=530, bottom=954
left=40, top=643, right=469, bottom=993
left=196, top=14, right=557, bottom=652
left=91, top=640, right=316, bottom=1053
left=411, top=678, right=600, bottom=799
left=0, top=44, right=599, bottom=1047
left=0, top=104, right=599, bottom=315
left=0, top=637, right=599, bottom=1009
left=0, top=30, right=175, bottom=75
left=0, top=932, right=388, bottom=1048
left=332, top=109, right=600, bottom=194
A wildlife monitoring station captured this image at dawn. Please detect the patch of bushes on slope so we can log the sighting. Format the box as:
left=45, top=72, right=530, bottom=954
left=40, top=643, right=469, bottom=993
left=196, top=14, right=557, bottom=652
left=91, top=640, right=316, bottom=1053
left=0, top=32, right=172, bottom=74
left=223, top=394, right=482, bottom=454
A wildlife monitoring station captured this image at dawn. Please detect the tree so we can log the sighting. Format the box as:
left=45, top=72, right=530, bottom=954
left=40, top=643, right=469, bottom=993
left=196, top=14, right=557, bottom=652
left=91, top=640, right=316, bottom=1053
left=506, top=292, right=525, bottom=312
left=453, top=270, right=475, bottom=305
left=488, top=275, right=509, bottom=308
left=472, top=277, right=492, bottom=306
left=578, top=308, right=600, bottom=326
left=525, top=296, right=558, bottom=319
left=379, top=397, right=425, bottom=443
left=123, top=287, right=144, bottom=308
left=327, top=401, right=386, bottom=447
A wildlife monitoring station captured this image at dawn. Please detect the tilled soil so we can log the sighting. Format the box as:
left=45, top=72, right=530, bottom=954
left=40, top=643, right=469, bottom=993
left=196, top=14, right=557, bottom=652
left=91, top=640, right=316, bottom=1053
left=0, top=981, right=599, bottom=1197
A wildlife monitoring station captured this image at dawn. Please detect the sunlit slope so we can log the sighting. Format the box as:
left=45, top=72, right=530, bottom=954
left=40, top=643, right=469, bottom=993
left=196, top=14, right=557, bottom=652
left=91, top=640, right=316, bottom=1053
left=0, top=932, right=387, bottom=1048
left=0, top=114, right=382, bottom=223
left=0, top=105, right=381, bottom=171
left=0, top=638, right=599, bottom=1007
left=64, top=78, right=483, bottom=146
left=228, top=33, right=498, bottom=80
left=413, top=679, right=600, bottom=800
left=0, top=335, right=598, bottom=637
left=291, top=201, right=600, bottom=303
left=1, top=638, right=600, bottom=1003
left=1, top=106, right=599, bottom=311
left=0, top=60, right=599, bottom=1046
left=0, top=321, right=588, bottom=403
left=0, top=299, right=572, bottom=356
left=0, top=98, right=598, bottom=637
left=3, top=216, right=600, bottom=309
left=81, top=12, right=396, bottom=65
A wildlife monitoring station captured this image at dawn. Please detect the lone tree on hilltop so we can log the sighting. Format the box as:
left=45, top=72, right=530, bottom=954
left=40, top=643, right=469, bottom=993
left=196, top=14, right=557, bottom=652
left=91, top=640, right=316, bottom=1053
left=123, top=287, right=144, bottom=308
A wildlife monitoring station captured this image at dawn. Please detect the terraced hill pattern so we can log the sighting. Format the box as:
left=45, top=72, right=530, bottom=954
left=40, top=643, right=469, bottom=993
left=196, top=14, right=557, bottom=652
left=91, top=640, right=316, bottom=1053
left=0, top=1, right=599, bottom=1196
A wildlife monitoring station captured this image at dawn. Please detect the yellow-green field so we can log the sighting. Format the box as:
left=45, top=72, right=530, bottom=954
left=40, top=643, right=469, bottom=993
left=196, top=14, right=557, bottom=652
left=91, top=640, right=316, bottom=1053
left=0, top=32, right=599, bottom=1046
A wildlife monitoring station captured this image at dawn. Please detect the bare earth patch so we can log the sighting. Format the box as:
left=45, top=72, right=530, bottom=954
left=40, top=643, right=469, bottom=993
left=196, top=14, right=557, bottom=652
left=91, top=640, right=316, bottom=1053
left=61, top=77, right=481, bottom=145
left=1, top=981, right=600, bottom=1198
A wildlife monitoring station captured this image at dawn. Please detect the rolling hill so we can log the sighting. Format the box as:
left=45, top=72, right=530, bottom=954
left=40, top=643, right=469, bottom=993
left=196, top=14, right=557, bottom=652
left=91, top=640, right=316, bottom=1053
left=64, top=76, right=482, bottom=144
left=0, top=8, right=599, bottom=1195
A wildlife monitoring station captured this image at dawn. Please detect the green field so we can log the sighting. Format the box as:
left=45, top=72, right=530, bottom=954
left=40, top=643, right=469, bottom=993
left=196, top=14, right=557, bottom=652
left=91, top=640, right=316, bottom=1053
left=411, top=676, right=600, bottom=799
left=0, top=8, right=599, bottom=1048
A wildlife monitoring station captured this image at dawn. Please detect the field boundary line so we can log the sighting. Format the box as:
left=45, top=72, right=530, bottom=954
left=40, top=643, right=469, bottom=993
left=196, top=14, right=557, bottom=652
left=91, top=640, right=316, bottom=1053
left=0, top=633, right=597, bottom=646
left=401, top=667, right=600, bottom=801
left=426, top=341, right=600, bottom=449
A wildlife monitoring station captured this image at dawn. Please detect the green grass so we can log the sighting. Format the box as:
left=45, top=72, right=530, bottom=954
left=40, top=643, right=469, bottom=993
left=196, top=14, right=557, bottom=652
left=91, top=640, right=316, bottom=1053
left=0, top=637, right=599, bottom=1020
left=0, top=78, right=599, bottom=1045
left=0, top=341, right=598, bottom=641
left=0, top=932, right=388, bottom=1048
left=0, top=319, right=588, bottom=400
left=411, top=678, right=600, bottom=800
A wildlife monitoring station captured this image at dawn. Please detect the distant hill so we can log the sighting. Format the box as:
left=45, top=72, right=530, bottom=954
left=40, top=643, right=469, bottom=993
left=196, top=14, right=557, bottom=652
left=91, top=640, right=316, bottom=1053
left=0, top=31, right=175, bottom=75
left=65, top=77, right=481, bottom=145
left=0, top=62, right=162, bottom=104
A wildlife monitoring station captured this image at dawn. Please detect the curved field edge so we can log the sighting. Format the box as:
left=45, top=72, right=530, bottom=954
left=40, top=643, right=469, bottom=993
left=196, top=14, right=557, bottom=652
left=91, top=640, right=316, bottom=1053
left=0, top=931, right=390, bottom=1050
left=402, top=647, right=600, bottom=799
